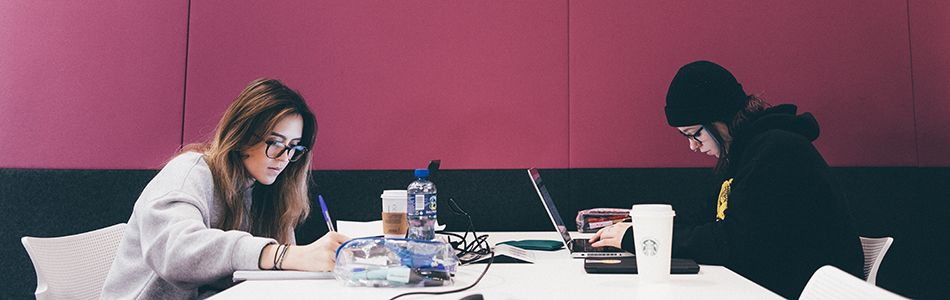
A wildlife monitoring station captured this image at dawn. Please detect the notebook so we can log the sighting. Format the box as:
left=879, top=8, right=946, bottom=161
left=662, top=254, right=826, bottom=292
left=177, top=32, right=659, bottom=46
left=528, top=168, right=634, bottom=258
left=232, top=270, right=335, bottom=282
left=584, top=257, right=700, bottom=274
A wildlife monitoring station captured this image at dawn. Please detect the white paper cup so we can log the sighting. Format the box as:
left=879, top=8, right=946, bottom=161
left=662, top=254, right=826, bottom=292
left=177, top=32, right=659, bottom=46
left=629, top=204, right=676, bottom=283
left=381, top=190, right=408, bottom=238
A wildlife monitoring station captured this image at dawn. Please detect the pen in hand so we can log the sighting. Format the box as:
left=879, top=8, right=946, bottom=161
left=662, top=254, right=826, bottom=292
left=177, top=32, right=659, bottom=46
left=318, top=195, right=335, bottom=232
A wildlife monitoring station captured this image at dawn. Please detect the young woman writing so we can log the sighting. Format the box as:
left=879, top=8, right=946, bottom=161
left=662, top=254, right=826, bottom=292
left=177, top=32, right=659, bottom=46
left=101, top=79, right=349, bottom=299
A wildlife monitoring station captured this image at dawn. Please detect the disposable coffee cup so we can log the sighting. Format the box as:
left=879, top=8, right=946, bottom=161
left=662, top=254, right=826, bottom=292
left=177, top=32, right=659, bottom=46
left=629, top=204, right=676, bottom=283
left=381, top=190, right=408, bottom=238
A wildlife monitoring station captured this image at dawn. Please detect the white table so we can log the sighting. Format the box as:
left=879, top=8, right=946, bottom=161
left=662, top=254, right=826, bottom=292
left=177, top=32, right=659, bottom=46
left=210, top=232, right=784, bottom=300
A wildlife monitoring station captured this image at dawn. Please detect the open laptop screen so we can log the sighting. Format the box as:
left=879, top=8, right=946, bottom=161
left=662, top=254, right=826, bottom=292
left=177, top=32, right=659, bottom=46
left=528, top=168, right=574, bottom=247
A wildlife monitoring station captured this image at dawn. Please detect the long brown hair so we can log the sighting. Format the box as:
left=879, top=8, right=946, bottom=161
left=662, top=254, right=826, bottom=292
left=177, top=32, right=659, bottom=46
left=183, top=78, right=316, bottom=243
left=708, top=94, right=770, bottom=173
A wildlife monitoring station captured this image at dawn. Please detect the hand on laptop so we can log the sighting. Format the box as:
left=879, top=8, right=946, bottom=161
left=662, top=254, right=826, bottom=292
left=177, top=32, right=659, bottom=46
left=589, top=223, right=632, bottom=249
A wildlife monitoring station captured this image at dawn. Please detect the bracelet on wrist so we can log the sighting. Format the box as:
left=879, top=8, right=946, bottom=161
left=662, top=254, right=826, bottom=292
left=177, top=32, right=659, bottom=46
left=257, top=244, right=272, bottom=270
left=276, top=243, right=291, bottom=270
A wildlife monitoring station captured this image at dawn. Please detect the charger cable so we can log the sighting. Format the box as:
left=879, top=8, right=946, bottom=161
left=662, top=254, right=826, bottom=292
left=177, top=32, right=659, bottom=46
left=389, top=198, right=494, bottom=300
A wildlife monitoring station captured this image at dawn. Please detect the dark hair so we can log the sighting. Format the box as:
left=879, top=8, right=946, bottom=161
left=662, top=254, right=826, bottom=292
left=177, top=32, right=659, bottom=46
left=708, top=94, right=770, bottom=173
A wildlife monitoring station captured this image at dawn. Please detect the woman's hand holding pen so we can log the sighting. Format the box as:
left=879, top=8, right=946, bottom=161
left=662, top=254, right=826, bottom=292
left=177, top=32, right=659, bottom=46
left=292, top=232, right=351, bottom=271
left=589, top=223, right=632, bottom=249
left=260, top=232, right=351, bottom=271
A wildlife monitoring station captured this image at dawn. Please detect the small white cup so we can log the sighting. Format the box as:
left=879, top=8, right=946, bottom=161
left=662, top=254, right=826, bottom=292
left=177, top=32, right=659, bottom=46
left=629, top=204, right=676, bottom=283
left=381, top=190, right=408, bottom=238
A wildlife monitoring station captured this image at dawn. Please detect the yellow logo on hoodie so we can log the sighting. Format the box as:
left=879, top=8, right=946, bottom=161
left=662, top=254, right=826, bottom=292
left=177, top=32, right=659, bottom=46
left=717, top=179, right=733, bottom=221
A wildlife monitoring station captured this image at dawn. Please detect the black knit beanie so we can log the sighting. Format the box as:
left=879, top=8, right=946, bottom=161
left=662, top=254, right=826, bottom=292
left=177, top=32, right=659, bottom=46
left=664, top=61, right=748, bottom=127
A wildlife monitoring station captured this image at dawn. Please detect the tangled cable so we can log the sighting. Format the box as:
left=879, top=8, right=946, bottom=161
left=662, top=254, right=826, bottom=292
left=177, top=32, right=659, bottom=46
left=389, top=198, right=494, bottom=300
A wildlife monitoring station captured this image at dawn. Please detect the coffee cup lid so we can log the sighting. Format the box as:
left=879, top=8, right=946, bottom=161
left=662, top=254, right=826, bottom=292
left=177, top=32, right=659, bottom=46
left=381, top=190, right=407, bottom=198
left=629, top=204, right=675, bottom=217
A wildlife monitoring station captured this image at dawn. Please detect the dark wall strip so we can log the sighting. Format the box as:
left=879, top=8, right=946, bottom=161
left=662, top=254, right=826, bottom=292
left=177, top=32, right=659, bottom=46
left=2, top=167, right=947, bottom=299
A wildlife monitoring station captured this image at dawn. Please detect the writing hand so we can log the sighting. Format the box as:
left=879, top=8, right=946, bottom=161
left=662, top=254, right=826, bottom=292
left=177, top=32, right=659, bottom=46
left=294, top=231, right=350, bottom=271
left=264, top=231, right=350, bottom=272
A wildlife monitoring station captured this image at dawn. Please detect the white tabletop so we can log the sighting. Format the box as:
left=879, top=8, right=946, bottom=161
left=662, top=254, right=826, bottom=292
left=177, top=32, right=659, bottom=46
left=209, top=231, right=784, bottom=300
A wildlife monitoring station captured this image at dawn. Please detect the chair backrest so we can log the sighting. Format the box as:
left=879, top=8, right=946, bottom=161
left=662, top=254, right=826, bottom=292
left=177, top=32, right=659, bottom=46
left=799, top=265, right=908, bottom=300
left=860, top=236, right=894, bottom=286
left=21, top=223, right=127, bottom=300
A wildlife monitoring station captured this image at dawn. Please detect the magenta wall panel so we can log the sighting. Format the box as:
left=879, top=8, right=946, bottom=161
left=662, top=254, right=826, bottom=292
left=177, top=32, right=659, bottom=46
left=569, top=0, right=916, bottom=168
left=0, top=1, right=189, bottom=169
left=2, top=1, right=942, bottom=170
left=184, top=0, right=569, bottom=170
left=910, top=0, right=950, bottom=167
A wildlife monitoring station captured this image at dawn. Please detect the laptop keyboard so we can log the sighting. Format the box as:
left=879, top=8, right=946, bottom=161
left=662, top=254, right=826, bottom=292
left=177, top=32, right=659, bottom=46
left=574, top=239, right=622, bottom=252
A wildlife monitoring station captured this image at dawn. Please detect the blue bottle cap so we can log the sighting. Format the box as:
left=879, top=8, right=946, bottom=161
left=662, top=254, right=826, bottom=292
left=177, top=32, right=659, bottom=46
left=415, top=169, right=429, bottom=177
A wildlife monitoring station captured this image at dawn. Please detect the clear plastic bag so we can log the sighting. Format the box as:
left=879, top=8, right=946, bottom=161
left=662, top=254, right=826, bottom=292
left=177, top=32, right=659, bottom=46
left=334, top=237, right=459, bottom=287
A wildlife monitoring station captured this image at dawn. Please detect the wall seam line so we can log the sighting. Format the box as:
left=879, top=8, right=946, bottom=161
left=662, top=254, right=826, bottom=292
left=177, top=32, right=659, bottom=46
left=180, top=0, right=192, bottom=149
left=905, top=0, right=918, bottom=167
left=567, top=0, right=572, bottom=171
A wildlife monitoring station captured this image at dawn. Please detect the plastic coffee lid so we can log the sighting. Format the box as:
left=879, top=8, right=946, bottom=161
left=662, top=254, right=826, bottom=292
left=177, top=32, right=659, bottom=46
left=629, top=204, right=676, bottom=217
left=381, top=190, right=407, bottom=198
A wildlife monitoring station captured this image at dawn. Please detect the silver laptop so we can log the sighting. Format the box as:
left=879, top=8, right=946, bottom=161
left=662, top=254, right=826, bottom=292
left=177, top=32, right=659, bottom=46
left=528, top=168, right=633, bottom=258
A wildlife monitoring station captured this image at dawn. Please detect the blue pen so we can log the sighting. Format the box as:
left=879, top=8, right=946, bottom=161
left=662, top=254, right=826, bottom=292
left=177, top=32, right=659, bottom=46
left=318, top=195, right=335, bottom=232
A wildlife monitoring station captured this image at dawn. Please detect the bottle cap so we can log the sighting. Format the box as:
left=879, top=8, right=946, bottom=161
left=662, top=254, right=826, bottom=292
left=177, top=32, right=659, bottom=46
left=415, top=169, right=429, bottom=177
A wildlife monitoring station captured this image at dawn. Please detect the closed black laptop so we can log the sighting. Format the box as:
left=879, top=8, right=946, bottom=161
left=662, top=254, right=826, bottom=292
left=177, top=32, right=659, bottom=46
left=584, top=257, right=700, bottom=274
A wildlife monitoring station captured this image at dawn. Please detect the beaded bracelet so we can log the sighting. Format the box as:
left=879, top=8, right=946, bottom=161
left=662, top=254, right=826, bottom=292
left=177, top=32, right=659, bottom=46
left=276, top=243, right=291, bottom=270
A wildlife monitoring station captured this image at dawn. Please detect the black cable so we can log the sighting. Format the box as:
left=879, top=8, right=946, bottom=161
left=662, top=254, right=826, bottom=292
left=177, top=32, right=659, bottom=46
left=389, top=198, right=494, bottom=300
left=444, top=232, right=492, bottom=264
left=388, top=251, right=493, bottom=300
left=442, top=198, right=492, bottom=262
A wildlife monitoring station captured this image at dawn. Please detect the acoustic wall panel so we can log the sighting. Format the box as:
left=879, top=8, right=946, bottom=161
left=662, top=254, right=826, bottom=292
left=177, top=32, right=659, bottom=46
left=0, top=1, right=189, bottom=169
left=3, top=1, right=939, bottom=170
left=184, top=0, right=570, bottom=170
left=569, top=0, right=916, bottom=168
left=910, top=0, right=950, bottom=167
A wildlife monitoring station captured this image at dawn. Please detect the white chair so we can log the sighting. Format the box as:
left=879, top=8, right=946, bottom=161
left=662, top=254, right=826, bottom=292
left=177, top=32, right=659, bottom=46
left=21, top=223, right=127, bottom=300
left=799, top=265, right=908, bottom=300
left=860, top=236, right=894, bottom=285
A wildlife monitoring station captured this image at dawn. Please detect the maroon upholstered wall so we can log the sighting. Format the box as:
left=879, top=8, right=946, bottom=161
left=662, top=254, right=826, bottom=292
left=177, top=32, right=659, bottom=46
left=2, top=0, right=946, bottom=169
left=0, top=0, right=188, bottom=169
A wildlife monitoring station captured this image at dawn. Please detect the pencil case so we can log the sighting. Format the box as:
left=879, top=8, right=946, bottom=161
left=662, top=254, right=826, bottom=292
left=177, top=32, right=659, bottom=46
left=333, top=237, right=459, bottom=287
left=576, top=208, right=631, bottom=233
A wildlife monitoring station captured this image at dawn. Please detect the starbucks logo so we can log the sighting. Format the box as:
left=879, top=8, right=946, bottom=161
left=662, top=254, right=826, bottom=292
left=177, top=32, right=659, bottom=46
left=641, top=238, right=659, bottom=256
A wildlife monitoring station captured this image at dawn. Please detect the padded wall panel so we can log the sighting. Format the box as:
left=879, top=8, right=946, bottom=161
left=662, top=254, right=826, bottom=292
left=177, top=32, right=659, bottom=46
left=0, top=1, right=189, bottom=169
left=569, top=0, right=916, bottom=168
left=910, top=0, right=950, bottom=167
left=184, top=0, right=570, bottom=170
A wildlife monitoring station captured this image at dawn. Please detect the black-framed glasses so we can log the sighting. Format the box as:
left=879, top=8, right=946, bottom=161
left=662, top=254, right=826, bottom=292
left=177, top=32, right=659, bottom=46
left=264, top=140, right=308, bottom=162
left=680, top=126, right=705, bottom=144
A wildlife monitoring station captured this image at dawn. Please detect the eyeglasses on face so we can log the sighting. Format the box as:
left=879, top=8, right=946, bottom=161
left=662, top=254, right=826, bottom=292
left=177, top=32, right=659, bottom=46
left=264, top=140, right=308, bottom=162
left=680, top=126, right=706, bottom=144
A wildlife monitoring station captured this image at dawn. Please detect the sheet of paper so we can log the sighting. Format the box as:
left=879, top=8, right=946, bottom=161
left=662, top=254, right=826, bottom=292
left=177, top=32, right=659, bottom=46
left=337, top=220, right=383, bottom=238
left=336, top=220, right=447, bottom=238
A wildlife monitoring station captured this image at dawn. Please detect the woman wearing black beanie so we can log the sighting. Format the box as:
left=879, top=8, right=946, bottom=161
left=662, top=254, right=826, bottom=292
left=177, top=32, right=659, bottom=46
left=591, top=61, right=864, bottom=299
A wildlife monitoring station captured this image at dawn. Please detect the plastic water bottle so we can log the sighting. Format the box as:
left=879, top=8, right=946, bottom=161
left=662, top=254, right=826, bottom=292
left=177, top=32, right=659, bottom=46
left=407, top=169, right=437, bottom=240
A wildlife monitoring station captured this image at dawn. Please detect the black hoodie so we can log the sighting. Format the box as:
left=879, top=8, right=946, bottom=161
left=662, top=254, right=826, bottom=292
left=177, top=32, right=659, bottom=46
left=623, top=104, right=864, bottom=299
